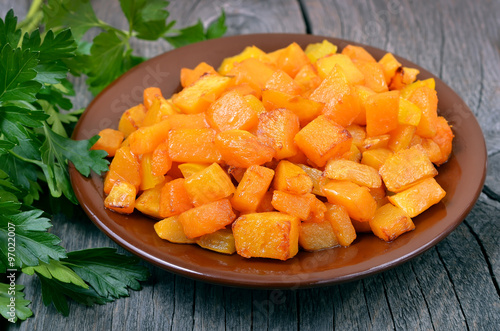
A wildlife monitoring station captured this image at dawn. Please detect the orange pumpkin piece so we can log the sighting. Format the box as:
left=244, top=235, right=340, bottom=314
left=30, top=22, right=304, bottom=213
left=352, top=85, right=376, bottom=126
left=325, top=203, right=357, bottom=246
left=365, top=90, right=400, bottom=137
left=244, top=94, right=266, bottom=116
left=91, top=128, right=124, bottom=157
left=388, top=177, right=446, bottom=218
left=179, top=199, right=236, bottom=239
left=322, top=180, right=377, bottom=222
left=172, top=74, right=232, bottom=114
left=379, top=146, right=438, bottom=192
left=180, top=62, right=217, bottom=88
left=294, top=115, right=353, bottom=167
left=343, top=144, right=362, bottom=162
left=360, top=134, right=390, bottom=152
left=104, top=145, right=141, bottom=194
left=196, top=229, right=236, bottom=254
left=118, top=104, right=147, bottom=137
left=294, top=64, right=322, bottom=95
left=304, top=40, right=338, bottom=63
left=231, top=165, right=275, bottom=213
left=261, top=89, right=323, bottom=126
left=414, top=139, right=443, bottom=164
left=168, top=128, right=222, bottom=163
left=228, top=58, right=277, bottom=91
left=369, top=203, right=415, bottom=242
left=352, top=219, right=373, bottom=233
left=178, top=163, right=209, bottom=178
left=232, top=212, right=300, bottom=260
left=361, top=148, right=393, bottom=171
left=271, top=191, right=315, bottom=220
left=400, top=78, right=436, bottom=100
left=227, top=166, right=246, bottom=183
left=299, top=221, right=339, bottom=251
left=398, top=98, right=422, bottom=126
left=218, top=45, right=270, bottom=75
left=257, top=108, right=300, bottom=159
left=264, top=69, right=303, bottom=95
left=140, top=153, right=166, bottom=191
left=154, top=216, right=196, bottom=244
left=143, top=87, right=163, bottom=110
left=150, top=141, right=172, bottom=176
left=408, top=86, right=438, bottom=138
left=135, top=180, right=165, bottom=219
left=342, top=45, right=376, bottom=62
left=159, top=178, right=193, bottom=218
left=296, top=164, right=325, bottom=196
left=273, top=160, right=313, bottom=195
left=388, top=124, right=416, bottom=152
left=324, top=159, right=382, bottom=189
left=378, top=53, right=402, bottom=84
left=354, top=60, right=388, bottom=93
left=215, top=130, right=275, bottom=168
left=389, top=66, right=420, bottom=90
left=128, top=119, right=170, bottom=155
left=431, top=116, right=454, bottom=166
left=104, top=181, right=136, bottom=214
left=315, top=54, right=364, bottom=84
left=142, top=95, right=177, bottom=127
left=184, top=162, right=235, bottom=207
left=256, top=190, right=275, bottom=213
left=276, top=42, right=310, bottom=78
left=206, top=90, right=258, bottom=132
left=164, top=113, right=209, bottom=130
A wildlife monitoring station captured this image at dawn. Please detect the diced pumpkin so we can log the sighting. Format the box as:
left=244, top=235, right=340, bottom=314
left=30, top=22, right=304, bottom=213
left=342, top=45, right=376, bottom=62
left=346, top=124, right=367, bottom=147
left=276, top=42, right=310, bottom=78
left=231, top=165, right=275, bottom=213
left=354, top=60, right=388, bottom=93
left=388, top=124, right=416, bottom=152
left=154, top=216, right=196, bottom=244
left=352, top=219, right=373, bottom=233
left=135, top=180, right=165, bottom=219
left=343, top=140, right=360, bottom=162
left=305, top=40, right=338, bottom=63
left=168, top=128, right=222, bottom=163
left=296, top=164, right=325, bottom=196
left=294, top=115, right=353, bottom=167
left=244, top=94, right=266, bottom=116
left=400, top=78, right=436, bottom=100
left=325, top=203, right=357, bottom=246
left=91, top=128, right=124, bottom=157
left=408, top=86, right=438, bottom=138
left=180, top=62, right=217, bottom=88
left=378, top=53, right=402, bottom=83
left=178, top=163, right=210, bottom=178
left=273, top=160, right=313, bottom=195
left=104, top=181, right=136, bottom=214
left=352, top=85, right=376, bottom=126
left=324, top=159, right=382, bottom=188
left=163, top=112, right=209, bottom=130
left=128, top=119, right=170, bottom=155
left=104, top=145, right=141, bottom=194
left=398, top=98, right=422, bottom=126
left=227, top=166, right=246, bottom=183
left=228, top=58, right=277, bottom=92
left=159, top=178, right=193, bottom=218
left=256, top=108, right=300, bottom=159
left=388, top=178, right=446, bottom=218
left=264, top=69, right=302, bottom=95
left=118, top=104, right=147, bottom=137
left=369, top=203, right=415, bottom=242
left=172, top=74, right=232, bottom=114
left=294, top=64, right=322, bottom=94
left=413, top=139, right=443, bottom=164
left=306, top=196, right=327, bottom=223
left=215, top=130, right=275, bottom=168
left=299, top=221, right=339, bottom=251
left=184, top=162, right=235, bottom=207
left=315, top=54, right=365, bottom=85
left=151, top=141, right=171, bottom=176
left=261, top=89, right=323, bottom=126
left=431, top=116, right=454, bottom=166
left=322, top=180, right=377, bottom=222
left=256, top=190, right=275, bottom=213
left=232, top=212, right=300, bottom=260
left=360, top=134, right=390, bottom=152
left=271, top=191, right=315, bottom=220
left=389, top=66, right=420, bottom=90
left=361, top=148, right=393, bottom=171
left=365, top=90, right=400, bottom=137
left=179, top=199, right=236, bottom=238
left=206, top=90, right=259, bottom=132
left=143, top=87, right=162, bottom=110
left=142, top=95, right=177, bottom=127
left=218, top=45, right=270, bottom=75
left=196, top=228, right=236, bottom=254
left=379, top=146, right=438, bottom=192
left=140, top=153, right=166, bottom=191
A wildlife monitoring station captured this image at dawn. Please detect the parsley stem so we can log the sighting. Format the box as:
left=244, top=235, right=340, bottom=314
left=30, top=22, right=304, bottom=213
left=17, top=0, right=44, bottom=35
left=8, top=150, right=43, bottom=168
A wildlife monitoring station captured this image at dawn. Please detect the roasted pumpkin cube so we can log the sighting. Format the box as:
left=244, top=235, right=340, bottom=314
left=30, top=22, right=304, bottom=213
left=294, top=64, right=322, bottom=94
left=276, top=42, right=310, bottom=78
left=196, top=228, right=236, bottom=254
left=232, top=212, right=300, bottom=260
left=91, top=128, right=124, bottom=157
left=379, top=146, right=438, bottom=192
left=104, top=181, right=136, bottom=214
left=261, top=89, right=323, bottom=126
left=389, top=66, right=420, bottom=90
left=305, top=40, right=337, bottom=63
left=398, top=98, right=422, bottom=126
left=218, top=45, right=270, bottom=75
left=168, top=128, right=222, bottom=163
left=325, top=203, right=357, bottom=246
left=256, top=189, right=275, bottom=213
left=154, top=216, right=196, bottom=244
left=299, top=221, right=339, bottom=251
left=151, top=141, right=171, bottom=177
left=118, top=104, right=147, bottom=137
left=400, top=78, right=436, bottom=100
left=104, top=145, right=141, bottom=194
left=378, top=53, right=402, bottom=83
left=135, top=180, right=165, bottom=219
left=227, top=166, right=246, bottom=183
left=322, top=180, right=377, bottom=222
left=140, top=153, right=166, bottom=191
left=388, top=177, right=446, bottom=218
left=365, top=90, right=400, bottom=137
left=315, top=54, right=365, bottom=85
left=159, top=178, right=193, bottom=218
left=354, top=60, right=388, bottom=93
left=408, top=86, right=438, bottom=138
left=361, top=148, right=393, bottom=171
left=352, top=85, right=376, bottom=126
left=413, top=139, right=443, bottom=165
left=164, top=112, right=209, bottom=130
left=257, top=108, right=300, bottom=159
left=172, top=74, right=232, bottom=114
left=129, top=119, right=170, bottom=155
left=244, top=94, right=266, bottom=116
left=179, top=199, right=236, bottom=238
left=360, top=134, right=390, bottom=152
left=143, top=87, right=162, bottom=110
left=306, top=197, right=327, bottom=223
left=215, top=129, right=275, bottom=168
left=231, top=165, right=275, bottom=213
left=229, top=58, right=276, bottom=92
left=183, top=162, right=235, bottom=207
left=178, top=163, right=209, bottom=178
left=296, top=164, right=325, bottom=196
left=273, top=160, right=313, bottom=195
left=294, top=115, right=353, bottom=167
left=324, top=159, right=382, bottom=188
left=271, top=191, right=315, bottom=220
left=206, top=90, right=259, bottom=132
left=142, top=95, right=177, bottom=127
left=264, top=69, right=303, bottom=95
left=342, top=45, right=376, bottom=62
left=180, top=62, right=217, bottom=88
left=431, top=116, right=454, bottom=166
left=388, top=124, right=416, bottom=152
left=369, top=203, right=415, bottom=242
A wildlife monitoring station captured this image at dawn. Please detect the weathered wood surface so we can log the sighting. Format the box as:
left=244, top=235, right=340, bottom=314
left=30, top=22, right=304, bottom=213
left=2, top=0, right=499, bottom=330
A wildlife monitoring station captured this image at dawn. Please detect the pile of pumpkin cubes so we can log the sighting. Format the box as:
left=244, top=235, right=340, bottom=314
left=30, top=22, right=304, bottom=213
left=92, top=40, right=453, bottom=260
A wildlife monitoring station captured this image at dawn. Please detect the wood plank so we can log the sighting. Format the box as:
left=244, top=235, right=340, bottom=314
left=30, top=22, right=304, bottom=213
left=298, top=287, right=334, bottom=330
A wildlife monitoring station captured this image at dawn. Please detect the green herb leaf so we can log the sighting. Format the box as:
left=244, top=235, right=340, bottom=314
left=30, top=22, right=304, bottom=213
left=64, top=248, right=150, bottom=299
left=22, top=259, right=88, bottom=289
left=120, top=0, right=171, bottom=40
left=0, top=283, right=33, bottom=322
left=206, top=9, right=227, bottom=39
left=22, top=29, right=76, bottom=63
left=164, top=20, right=206, bottom=48
left=0, top=9, right=21, bottom=49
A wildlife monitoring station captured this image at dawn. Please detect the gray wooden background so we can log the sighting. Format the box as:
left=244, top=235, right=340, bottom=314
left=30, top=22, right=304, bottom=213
left=2, top=0, right=500, bottom=330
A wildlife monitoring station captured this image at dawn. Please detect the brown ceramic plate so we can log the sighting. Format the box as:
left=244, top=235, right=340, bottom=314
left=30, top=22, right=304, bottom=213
left=70, top=34, right=486, bottom=288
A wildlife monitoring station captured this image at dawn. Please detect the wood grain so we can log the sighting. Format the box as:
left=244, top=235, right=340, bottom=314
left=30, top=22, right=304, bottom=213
left=1, top=0, right=499, bottom=330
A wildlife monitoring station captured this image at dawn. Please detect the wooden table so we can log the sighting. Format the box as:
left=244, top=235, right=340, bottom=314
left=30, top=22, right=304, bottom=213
left=3, top=0, right=500, bottom=329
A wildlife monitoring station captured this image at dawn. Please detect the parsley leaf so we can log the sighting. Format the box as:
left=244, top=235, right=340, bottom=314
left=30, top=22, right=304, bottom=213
left=0, top=283, right=33, bottom=322
left=64, top=248, right=150, bottom=299
left=120, top=0, right=171, bottom=40
left=0, top=9, right=21, bottom=49
left=206, top=9, right=227, bottom=40
left=22, top=259, right=88, bottom=289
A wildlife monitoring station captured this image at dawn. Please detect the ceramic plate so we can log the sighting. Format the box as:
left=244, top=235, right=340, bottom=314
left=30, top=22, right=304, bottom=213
left=70, top=34, right=486, bottom=288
